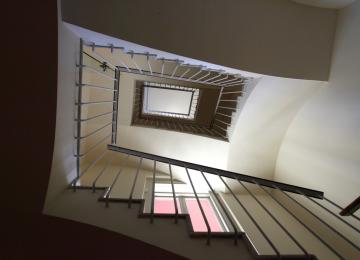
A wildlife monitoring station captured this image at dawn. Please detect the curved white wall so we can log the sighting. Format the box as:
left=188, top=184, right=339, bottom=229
left=274, top=0, right=360, bottom=206
left=227, top=76, right=325, bottom=180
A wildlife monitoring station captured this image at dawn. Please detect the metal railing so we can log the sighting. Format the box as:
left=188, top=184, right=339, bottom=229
left=72, top=39, right=120, bottom=184
left=102, top=145, right=359, bottom=259
left=70, top=39, right=360, bottom=259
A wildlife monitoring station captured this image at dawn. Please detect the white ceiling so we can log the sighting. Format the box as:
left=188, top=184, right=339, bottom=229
left=291, top=0, right=356, bottom=9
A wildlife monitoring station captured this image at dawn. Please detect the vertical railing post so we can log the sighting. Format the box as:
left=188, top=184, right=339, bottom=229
left=75, top=39, right=84, bottom=187
left=150, top=160, right=156, bottom=223
left=128, top=157, right=143, bottom=208
left=111, top=67, right=120, bottom=144
left=211, top=86, right=224, bottom=128
left=185, top=167, right=211, bottom=245
left=201, top=171, right=239, bottom=245
left=169, top=164, right=179, bottom=223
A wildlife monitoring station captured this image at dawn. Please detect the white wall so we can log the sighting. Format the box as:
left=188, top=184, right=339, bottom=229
left=43, top=15, right=80, bottom=206
left=275, top=0, right=360, bottom=208
left=227, top=76, right=325, bottom=181
left=273, top=2, right=360, bottom=258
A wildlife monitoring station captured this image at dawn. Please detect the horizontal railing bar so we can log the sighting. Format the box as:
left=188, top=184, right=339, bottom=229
left=104, top=155, right=129, bottom=207
left=213, top=124, right=228, bottom=132
left=220, top=99, right=238, bottom=102
left=216, top=112, right=233, bottom=118
left=83, top=41, right=125, bottom=50
left=76, top=111, right=114, bottom=122
left=222, top=81, right=244, bottom=87
left=221, top=91, right=246, bottom=95
left=75, top=121, right=113, bottom=139
left=214, top=118, right=231, bottom=126
left=217, top=106, right=239, bottom=111
left=79, top=150, right=108, bottom=179
left=76, top=134, right=111, bottom=157
left=92, top=153, right=116, bottom=192
left=77, top=65, right=118, bottom=81
left=76, top=83, right=115, bottom=91
left=75, top=100, right=115, bottom=105
left=116, top=66, right=227, bottom=87
left=126, top=51, right=157, bottom=57
left=108, top=145, right=324, bottom=198
left=217, top=77, right=242, bottom=85
left=128, top=157, right=143, bottom=208
left=212, top=129, right=228, bottom=140
left=83, top=50, right=117, bottom=70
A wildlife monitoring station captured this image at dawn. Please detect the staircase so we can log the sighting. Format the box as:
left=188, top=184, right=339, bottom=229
left=70, top=39, right=360, bottom=260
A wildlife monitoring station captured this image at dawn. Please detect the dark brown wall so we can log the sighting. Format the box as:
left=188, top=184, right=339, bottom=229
left=2, top=2, right=185, bottom=259
left=61, top=0, right=337, bottom=81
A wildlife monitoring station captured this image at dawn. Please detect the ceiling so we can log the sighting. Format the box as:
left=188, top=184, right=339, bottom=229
left=291, top=0, right=356, bottom=9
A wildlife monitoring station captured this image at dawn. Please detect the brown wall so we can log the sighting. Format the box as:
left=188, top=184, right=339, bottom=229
left=2, top=2, right=185, bottom=259
left=61, top=0, right=337, bottom=80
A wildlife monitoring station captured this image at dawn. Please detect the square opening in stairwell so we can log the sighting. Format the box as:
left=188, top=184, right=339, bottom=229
left=141, top=82, right=200, bottom=120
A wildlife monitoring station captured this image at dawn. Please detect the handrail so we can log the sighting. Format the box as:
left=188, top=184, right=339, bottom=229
left=107, top=145, right=324, bottom=199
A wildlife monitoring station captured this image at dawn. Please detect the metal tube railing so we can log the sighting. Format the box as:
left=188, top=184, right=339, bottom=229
left=105, top=154, right=129, bottom=207
left=92, top=154, right=116, bottom=192
left=188, top=68, right=204, bottom=80
left=216, top=112, right=233, bottom=118
left=169, top=164, right=179, bottom=223
left=299, top=191, right=360, bottom=233
left=212, top=75, right=229, bottom=84
left=73, top=150, right=108, bottom=191
left=204, top=73, right=224, bottom=83
left=107, top=145, right=324, bottom=198
left=127, top=51, right=143, bottom=74
left=215, top=118, right=231, bottom=126
left=324, top=197, right=360, bottom=222
left=111, top=68, right=120, bottom=144
left=150, top=160, right=156, bottom=223
left=195, top=71, right=211, bottom=82
left=238, top=180, right=308, bottom=255
left=212, top=129, right=228, bottom=140
left=78, top=65, right=118, bottom=81
left=179, top=67, right=191, bottom=79
left=201, top=171, right=239, bottom=245
left=76, top=134, right=111, bottom=158
left=77, top=111, right=114, bottom=122
left=76, top=100, right=116, bottom=105
left=221, top=90, right=246, bottom=95
left=260, top=184, right=344, bottom=259
left=280, top=189, right=359, bottom=251
left=128, top=157, right=143, bottom=208
left=219, top=176, right=280, bottom=257
left=76, top=121, right=113, bottom=140
left=185, top=168, right=211, bottom=245
left=76, top=83, right=115, bottom=91
left=76, top=39, right=84, bottom=178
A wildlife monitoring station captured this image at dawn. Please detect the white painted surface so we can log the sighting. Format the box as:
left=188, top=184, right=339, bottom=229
left=227, top=76, right=325, bottom=181
left=44, top=19, right=80, bottom=206
left=275, top=0, right=360, bottom=209
left=274, top=2, right=360, bottom=258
